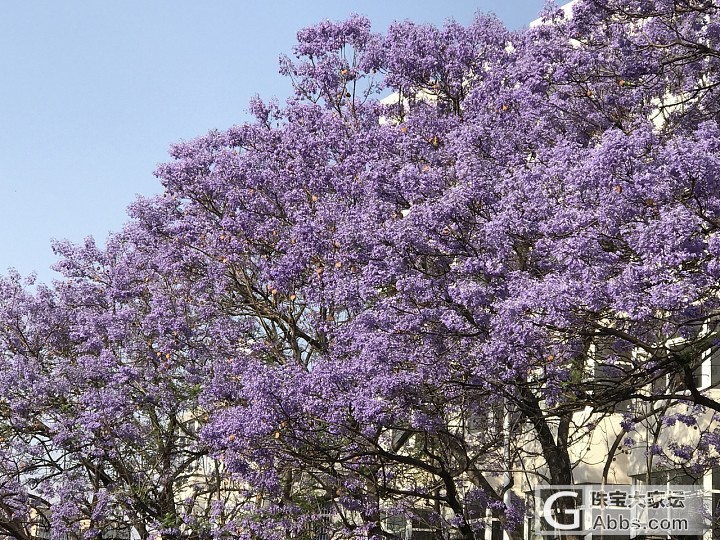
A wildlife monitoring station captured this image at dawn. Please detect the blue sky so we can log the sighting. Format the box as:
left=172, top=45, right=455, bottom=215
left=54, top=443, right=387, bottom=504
left=0, top=1, right=546, bottom=283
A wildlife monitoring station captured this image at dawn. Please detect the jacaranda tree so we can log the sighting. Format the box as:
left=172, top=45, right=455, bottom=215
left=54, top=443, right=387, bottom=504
left=0, top=227, right=252, bottom=540
left=0, top=1, right=719, bottom=539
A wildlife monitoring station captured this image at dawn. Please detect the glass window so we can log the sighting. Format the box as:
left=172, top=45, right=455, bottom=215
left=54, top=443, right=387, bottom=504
left=710, top=347, right=720, bottom=388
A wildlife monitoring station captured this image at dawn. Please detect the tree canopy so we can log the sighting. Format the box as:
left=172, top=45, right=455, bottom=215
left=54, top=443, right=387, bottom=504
left=1, top=1, right=719, bottom=539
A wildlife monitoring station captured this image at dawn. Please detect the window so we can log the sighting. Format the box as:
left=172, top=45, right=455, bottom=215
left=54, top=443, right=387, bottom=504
left=631, top=472, right=704, bottom=540
left=408, top=508, right=441, bottom=540
left=633, top=469, right=701, bottom=487
left=384, top=514, right=408, bottom=540
left=465, top=401, right=504, bottom=435
left=308, top=503, right=333, bottom=540
left=708, top=346, right=720, bottom=389
left=651, top=344, right=720, bottom=394
left=590, top=337, right=634, bottom=411
left=31, top=514, right=51, bottom=540
left=665, top=367, right=703, bottom=393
